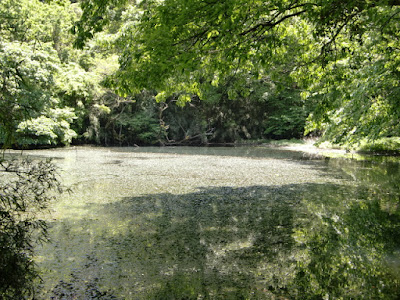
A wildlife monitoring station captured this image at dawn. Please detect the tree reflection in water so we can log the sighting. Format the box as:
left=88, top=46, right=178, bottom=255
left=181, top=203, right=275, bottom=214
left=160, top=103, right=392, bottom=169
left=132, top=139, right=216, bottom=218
left=34, top=155, right=400, bottom=299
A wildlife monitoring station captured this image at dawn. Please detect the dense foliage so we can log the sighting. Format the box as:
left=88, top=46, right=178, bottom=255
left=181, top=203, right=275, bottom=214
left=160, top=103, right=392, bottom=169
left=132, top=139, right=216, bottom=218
left=75, top=0, right=400, bottom=147
left=0, top=0, right=313, bottom=148
left=93, top=78, right=306, bottom=146
left=0, top=0, right=119, bottom=147
left=1, top=0, right=400, bottom=147
left=0, top=0, right=76, bottom=147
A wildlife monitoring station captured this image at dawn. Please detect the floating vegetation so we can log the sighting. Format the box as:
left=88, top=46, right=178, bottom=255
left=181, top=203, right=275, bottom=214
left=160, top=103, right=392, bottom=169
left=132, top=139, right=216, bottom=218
left=13, top=146, right=400, bottom=299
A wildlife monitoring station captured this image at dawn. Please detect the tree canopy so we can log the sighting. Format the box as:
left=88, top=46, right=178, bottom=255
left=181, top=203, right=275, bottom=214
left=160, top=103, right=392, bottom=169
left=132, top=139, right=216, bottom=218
left=0, top=0, right=119, bottom=147
left=1, top=0, right=399, bottom=147
left=74, top=0, right=400, bottom=145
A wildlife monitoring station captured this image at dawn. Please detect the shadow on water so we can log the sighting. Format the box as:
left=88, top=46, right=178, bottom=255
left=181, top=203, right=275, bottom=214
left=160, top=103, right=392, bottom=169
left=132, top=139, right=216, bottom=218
left=42, top=181, right=400, bottom=299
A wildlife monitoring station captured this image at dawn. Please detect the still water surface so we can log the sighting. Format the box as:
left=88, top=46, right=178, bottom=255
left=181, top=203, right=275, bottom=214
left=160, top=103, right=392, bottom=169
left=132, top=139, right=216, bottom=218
left=22, top=146, right=400, bottom=299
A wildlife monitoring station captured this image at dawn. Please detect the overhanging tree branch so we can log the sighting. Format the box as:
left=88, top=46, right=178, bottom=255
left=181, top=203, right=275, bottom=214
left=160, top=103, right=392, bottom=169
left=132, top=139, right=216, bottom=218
left=239, top=10, right=307, bottom=37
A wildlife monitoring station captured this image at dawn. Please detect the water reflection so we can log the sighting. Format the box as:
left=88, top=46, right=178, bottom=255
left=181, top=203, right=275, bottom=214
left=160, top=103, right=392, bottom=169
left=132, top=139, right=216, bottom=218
left=42, top=185, right=400, bottom=299
left=293, top=186, right=400, bottom=298
left=26, top=147, right=400, bottom=299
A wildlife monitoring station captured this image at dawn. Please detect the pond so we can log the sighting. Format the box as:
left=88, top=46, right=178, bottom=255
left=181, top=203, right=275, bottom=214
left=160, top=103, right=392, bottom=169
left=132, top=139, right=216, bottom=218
left=20, top=146, right=400, bottom=299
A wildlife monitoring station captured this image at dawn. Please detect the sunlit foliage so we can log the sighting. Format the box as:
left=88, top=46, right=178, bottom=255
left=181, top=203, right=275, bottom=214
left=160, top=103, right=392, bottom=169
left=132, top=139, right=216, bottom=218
left=0, top=0, right=121, bottom=147
left=75, top=0, right=400, bottom=145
